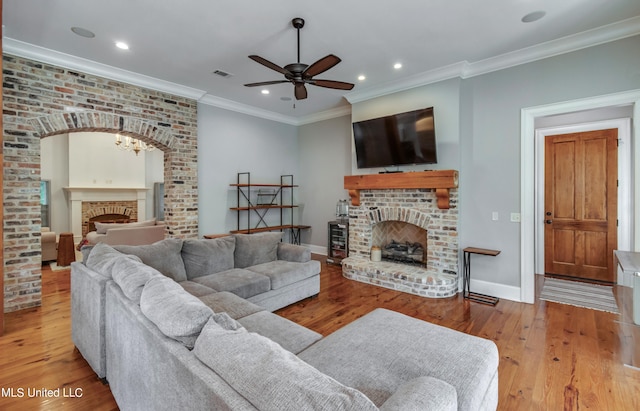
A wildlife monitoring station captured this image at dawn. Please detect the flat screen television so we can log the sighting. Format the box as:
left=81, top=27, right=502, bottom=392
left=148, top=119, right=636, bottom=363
left=352, top=107, right=437, bottom=169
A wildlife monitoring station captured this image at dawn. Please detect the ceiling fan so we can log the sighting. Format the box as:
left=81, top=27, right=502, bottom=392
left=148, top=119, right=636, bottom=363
left=244, top=17, right=355, bottom=100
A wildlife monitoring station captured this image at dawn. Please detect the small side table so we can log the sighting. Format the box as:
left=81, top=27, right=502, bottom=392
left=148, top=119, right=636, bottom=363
left=57, top=232, right=76, bottom=266
left=463, top=247, right=501, bottom=305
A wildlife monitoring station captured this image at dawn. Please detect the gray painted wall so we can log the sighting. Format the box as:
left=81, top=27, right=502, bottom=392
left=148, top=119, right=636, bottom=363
left=297, top=115, right=352, bottom=251
left=197, top=104, right=299, bottom=237
left=459, top=34, right=640, bottom=289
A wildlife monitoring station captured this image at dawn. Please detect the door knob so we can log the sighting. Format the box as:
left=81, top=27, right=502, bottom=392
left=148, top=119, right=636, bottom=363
left=545, top=219, right=553, bottom=224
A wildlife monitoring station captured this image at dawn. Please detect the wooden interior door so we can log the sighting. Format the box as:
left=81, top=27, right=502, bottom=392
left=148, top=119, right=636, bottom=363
left=544, top=129, right=618, bottom=283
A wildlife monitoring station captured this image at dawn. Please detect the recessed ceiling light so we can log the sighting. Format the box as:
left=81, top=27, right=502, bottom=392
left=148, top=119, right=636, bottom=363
left=394, top=63, right=402, bottom=70
left=521, top=11, right=546, bottom=23
left=71, top=27, right=95, bottom=38
left=261, top=89, right=270, bottom=95
left=358, top=75, right=366, bottom=81
left=115, top=41, right=129, bottom=50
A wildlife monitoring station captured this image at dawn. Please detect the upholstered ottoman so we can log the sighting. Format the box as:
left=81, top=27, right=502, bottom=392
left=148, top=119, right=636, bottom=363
left=298, top=308, right=499, bottom=410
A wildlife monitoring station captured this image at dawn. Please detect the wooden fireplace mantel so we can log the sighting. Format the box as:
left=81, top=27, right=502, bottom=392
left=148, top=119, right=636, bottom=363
left=344, top=170, right=459, bottom=209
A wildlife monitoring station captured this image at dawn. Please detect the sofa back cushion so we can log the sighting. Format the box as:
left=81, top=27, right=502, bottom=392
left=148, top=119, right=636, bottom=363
left=140, top=276, right=213, bottom=349
left=182, top=237, right=236, bottom=280
left=193, top=318, right=378, bottom=411
left=94, top=218, right=156, bottom=234
left=85, top=243, right=142, bottom=278
left=233, top=232, right=283, bottom=269
left=111, top=256, right=163, bottom=303
left=114, top=238, right=187, bottom=282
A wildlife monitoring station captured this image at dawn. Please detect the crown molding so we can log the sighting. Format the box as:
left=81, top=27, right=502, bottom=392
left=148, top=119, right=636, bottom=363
left=346, top=16, right=640, bottom=104
left=3, top=38, right=208, bottom=101
left=296, top=105, right=352, bottom=125
left=345, top=62, right=468, bottom=104
left=198, top=94, right=299, bottom=125
left=467, top=15, right=640, bottom=78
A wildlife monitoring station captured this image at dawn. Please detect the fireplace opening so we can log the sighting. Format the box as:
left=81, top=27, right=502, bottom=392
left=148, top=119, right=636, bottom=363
left=382, top=240, right=425, bottom=267
left=372, top=221, right=427, bottom=267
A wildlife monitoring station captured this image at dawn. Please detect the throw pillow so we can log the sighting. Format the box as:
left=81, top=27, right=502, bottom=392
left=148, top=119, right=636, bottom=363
left=181, top=236, right=236, bottom=279
left=140, top=276, right=213, bottom=349
left=193, top=318, right=377, bottom=411
left=233, top=232, right=283, bottom=269
left=114, top=238, right=187, bottom=282
left=85, top=243, right=142, bottom=278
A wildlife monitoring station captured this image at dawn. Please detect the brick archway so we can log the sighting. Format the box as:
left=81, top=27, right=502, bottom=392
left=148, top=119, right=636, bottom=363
left=2, top=54, right=199, bottom=312
left=29, top=112, right=176, bottom=149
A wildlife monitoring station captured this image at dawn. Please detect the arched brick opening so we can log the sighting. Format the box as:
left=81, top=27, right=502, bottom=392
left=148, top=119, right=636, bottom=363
left=3, top=53, right=199, bottom=312
left=4, top=112, right=197, bottom=311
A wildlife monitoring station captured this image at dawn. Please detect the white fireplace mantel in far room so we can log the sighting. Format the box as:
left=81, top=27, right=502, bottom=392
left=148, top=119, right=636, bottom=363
left=63, top=187, right=150, bottom=242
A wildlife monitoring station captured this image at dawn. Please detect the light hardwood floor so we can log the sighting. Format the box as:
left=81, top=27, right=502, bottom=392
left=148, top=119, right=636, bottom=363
left=1, top=256, right=639, bottom=410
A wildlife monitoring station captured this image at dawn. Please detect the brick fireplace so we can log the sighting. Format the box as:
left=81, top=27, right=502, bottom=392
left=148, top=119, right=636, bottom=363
left=65, top=187, right=149, bottom=242
left=342, top=171, right=459, bottom=298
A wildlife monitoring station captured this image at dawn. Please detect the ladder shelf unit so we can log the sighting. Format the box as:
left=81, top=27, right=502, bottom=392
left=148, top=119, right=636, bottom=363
left=230, top=172, right=310, bottom=244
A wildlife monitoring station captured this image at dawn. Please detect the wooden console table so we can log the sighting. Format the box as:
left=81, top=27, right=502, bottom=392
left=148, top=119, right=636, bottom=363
left=463, top=247, right=501, bottom=305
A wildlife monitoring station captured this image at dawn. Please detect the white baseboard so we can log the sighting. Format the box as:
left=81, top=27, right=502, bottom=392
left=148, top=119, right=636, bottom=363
left=466, top=278, right=523, bottom=303
left=303, top=243, right=327, bottom=256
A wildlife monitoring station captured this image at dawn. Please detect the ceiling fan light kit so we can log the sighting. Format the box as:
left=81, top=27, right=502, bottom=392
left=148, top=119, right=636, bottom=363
left=244, top=17, right=354, bottom=100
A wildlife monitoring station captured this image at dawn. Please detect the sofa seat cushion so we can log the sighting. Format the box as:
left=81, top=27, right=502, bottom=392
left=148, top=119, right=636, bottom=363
left=140, top=276, right=213, bottom=349
left=298, top=308, right=499, bottom=408
left=247, top=260, right=319, bottom=290
left=181, top=237, right=236, bottom=280
left=193, top=318, right=378, bottom=411
left=233, top=232, right=283, bottom=268
left=237, top=311, right=322, bottom=354
left=192, top=269, right=271, bottom=299
left=199, top=291, right=264, bottom=319
left=114, top=238, right=187, bottom=282
left=178, top=281, right=218, bottom=297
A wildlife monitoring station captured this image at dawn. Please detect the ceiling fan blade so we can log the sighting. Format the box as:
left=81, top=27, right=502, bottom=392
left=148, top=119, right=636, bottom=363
left=294, top=83, right=308, bottom=100
left=312, top=79, right=355, bottom=90
left=248, top=55, right=290, bottom=75
left=303, top=54, right=341, bottom=79
left=244, top=80, right=290, bottom=87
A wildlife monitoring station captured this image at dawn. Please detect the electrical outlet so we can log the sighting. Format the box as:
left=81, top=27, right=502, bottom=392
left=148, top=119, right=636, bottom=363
left=510, top=213, right=521, bottom=223
left=492, top=212, right=499, bottom=221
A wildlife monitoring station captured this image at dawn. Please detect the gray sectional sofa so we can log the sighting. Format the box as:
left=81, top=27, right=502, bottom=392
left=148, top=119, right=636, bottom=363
left=71, top=233, right=499, bottom=410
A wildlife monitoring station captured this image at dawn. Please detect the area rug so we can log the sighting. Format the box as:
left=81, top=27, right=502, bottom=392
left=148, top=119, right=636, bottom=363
left=540, top=277, right=620, bottom=314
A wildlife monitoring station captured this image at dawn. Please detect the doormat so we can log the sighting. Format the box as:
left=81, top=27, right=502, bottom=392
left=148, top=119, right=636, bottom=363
left=540, top=277, right=620, bottom=314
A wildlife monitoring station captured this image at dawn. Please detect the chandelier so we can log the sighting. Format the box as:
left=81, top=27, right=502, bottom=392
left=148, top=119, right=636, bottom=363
left=115, top=134, right=155, bottom=156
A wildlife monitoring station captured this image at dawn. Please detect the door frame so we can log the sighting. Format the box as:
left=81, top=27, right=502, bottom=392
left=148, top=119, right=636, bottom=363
left=534, top=120, right=631, bottom=282
left=521, top=89, right=640, bottom=304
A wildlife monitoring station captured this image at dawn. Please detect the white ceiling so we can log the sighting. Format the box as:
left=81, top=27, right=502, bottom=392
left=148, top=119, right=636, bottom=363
left=3, top=0, right=640, bottom=124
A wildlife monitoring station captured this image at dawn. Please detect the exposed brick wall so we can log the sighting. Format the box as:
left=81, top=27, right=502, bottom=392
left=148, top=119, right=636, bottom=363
left=2, top=54, right=199, bottom=312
